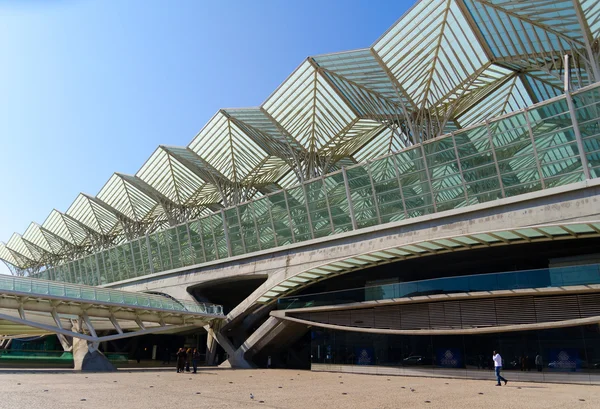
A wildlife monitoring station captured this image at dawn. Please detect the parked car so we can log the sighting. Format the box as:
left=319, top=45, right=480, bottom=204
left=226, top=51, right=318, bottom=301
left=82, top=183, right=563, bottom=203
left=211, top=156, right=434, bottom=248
left=403, top=355, right=428, bottom=366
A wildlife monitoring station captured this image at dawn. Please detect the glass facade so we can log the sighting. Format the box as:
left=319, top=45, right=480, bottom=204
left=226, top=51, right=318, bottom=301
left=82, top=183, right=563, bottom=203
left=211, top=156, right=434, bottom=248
left=34, top=84, right=600, bottom=286
left=278, top=263, right=600, bottom=309
left=311, top=325, right=600, bottom=384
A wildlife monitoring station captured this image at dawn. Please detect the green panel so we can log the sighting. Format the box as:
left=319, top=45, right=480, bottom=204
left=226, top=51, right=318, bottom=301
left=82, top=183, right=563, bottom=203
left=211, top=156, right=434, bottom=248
left=286, top=186, right=312, bottom=242
left=490, top=112, right=541, bottom=197
left=424, top=137, right=465, bottom=212
left=305, top=179, right=332, bottom=239
left=224, top=208, right=244, bottom=256
left=156, top=230, right=173, bottom=271
left=198, top=216, right=218, bottom=262
left=52, top=264, right=65, bottom=283
left=527, top=100, right=585, bottom=188
left=346, top=164, right=379, bottom=228
left=125, top=243, right=137, bottom=280
left=164, top=227, right=182, bottom=270
left=572, top=87, right=600, bottom=178
left=131, top=240, right=145, bottom=278
left=147, top=234, right=163, bottom=273
left=188, top=220, right=207, bottom=263
left=369, top=156, right=405, bottom=224
left=239, top=203, right=261, bottom=253
left=323, top=173, right=353, bottom=233
left=138, top=238, right=152, bottom=275
left=454, top=125, right=502, bottom=204
left=112, top=247, right=125, bottom=283
left=96, top=251, right=107, bottom=284
left=207, top=213, right=229, bottom=259
left=268, top=192, right=294, bottom=246
left=176, top=225, right=194, bottom=267
left=251, top=197, right=277, bottom=250
left=393, top=147, right=434, bottom=217
left=83, top=255, right=98, bottom=286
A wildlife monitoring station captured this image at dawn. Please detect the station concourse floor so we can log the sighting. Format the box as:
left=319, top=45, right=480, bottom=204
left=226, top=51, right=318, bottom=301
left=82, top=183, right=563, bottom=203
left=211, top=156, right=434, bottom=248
left=0, top=368, right=599, bottom=408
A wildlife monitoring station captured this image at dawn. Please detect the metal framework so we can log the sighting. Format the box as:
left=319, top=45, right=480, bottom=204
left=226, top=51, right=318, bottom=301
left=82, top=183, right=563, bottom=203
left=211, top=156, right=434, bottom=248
left=2, top=0, right=600, bottom=274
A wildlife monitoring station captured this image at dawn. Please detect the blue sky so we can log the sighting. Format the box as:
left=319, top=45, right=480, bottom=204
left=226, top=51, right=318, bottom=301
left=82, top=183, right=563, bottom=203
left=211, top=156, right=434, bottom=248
left=0, top=0, right=412, bottom=274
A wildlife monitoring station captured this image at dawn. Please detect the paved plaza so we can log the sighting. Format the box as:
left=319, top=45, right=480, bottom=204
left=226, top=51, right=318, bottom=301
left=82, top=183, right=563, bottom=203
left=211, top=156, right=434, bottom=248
left=0, top=368, right=598, bottom=409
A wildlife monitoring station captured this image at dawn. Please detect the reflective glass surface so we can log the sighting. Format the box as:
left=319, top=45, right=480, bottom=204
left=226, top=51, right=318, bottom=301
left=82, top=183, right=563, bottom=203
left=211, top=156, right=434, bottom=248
left=278, top=263, right=600, bottom=309
left=311, top=324, right=600, bottom=384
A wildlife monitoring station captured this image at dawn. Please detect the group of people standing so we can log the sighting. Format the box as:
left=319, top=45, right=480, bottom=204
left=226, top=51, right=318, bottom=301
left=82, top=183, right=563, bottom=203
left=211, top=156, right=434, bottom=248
left=176, top=347, right=201, bottom=373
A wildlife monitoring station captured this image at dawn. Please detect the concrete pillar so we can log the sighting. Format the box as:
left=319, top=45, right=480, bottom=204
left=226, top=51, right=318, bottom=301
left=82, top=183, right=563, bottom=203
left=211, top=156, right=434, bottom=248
left=71, top=321, right=116, bottom=372
left=56, top=334, right=73, bottom=352
left=205, top=328, right=218, bottom=366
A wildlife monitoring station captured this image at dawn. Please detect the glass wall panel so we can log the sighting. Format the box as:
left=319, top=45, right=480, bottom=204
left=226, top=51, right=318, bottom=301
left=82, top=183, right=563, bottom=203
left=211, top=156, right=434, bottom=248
left=286, top=186, right=312, bottom=242
left=424, top=138, right=466, bottom=212
left=393, top=147, right=434, bottom=217
left=454, top=125, right=502, bottom=205
left=138, top=237, right=152, bottom=275
left=490, top=113, right=542, bottom=198
left=346, top=164, right=379, bottom=228
left=239, top=203, right=261, bottom=254
left=370, top=156, right=405, bottom=223
left=323, top=173, right=353, bottom=233
left=147, top=233, right=163, bottom=273
left=155, top=231, right=173, bottom=271
left=188, top=220, right=207, bottom=264
left=163, top=228, right=181, bottom=270
left=207, top=213, right=229, bottom=259
left=305, top=179, right=332, bottom=239
left=252, top=197, right=277, bottom=250
left=268, top=192, right=295, bottom=246
left=176, top=225, right=194, bottom=267
left=131, top=240, right=145, bottom=278
left=224, top=208, right=244, bottom=257
left=572, top=87, right=600, bottom=178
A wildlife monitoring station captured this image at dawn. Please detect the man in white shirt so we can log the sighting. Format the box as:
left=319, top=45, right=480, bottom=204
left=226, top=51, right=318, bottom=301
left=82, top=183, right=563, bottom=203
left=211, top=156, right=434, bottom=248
left=493, top=350, right=508, bottom=386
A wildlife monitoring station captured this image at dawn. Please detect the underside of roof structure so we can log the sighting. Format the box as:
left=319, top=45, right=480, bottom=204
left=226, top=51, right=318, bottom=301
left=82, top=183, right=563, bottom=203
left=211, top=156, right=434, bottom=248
left=3, top=0, right=600, bottom=272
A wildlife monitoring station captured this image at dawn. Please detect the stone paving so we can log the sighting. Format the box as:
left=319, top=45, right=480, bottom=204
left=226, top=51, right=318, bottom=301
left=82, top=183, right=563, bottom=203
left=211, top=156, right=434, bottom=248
left=0, top=368, right=598, bottom=408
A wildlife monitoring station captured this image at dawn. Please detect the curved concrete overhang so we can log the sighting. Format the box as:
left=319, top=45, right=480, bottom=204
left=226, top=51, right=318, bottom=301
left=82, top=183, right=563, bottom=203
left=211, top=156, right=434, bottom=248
left=273, top=314, right=600, bottom=336
left=256, top=220, right=600, bottom=304
left=271, top=285, right=600, bottom=335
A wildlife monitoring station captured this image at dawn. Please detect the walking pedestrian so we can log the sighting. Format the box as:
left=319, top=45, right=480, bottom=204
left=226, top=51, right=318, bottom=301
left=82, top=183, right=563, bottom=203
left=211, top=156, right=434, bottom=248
left=192, top=348, right=200, bottom=373
left=493, top=350, right=508, bottom=386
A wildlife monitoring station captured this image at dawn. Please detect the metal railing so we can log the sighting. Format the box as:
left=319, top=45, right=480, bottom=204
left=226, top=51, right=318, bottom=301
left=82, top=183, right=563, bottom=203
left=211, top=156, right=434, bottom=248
left=0, top=274, right=223, bottom=316
left=35, top=82, right=600, bottom=286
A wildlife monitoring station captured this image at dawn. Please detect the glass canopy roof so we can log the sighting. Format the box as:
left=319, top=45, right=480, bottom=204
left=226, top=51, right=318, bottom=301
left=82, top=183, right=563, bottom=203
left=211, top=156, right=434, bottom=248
left=2, top=0, right=600, bottom=272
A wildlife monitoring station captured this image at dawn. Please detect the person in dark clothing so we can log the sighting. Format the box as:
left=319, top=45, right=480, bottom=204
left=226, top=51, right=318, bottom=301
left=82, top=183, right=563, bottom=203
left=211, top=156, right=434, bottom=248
left=176, top=348, right=187, bottom=373
left=185, top=348, right=192, bottom=372
left=192, top=348, right=201, bottom=373
left=135, top=348, right=142, bottom=364
left=162, top=347, right=170, bottom=365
